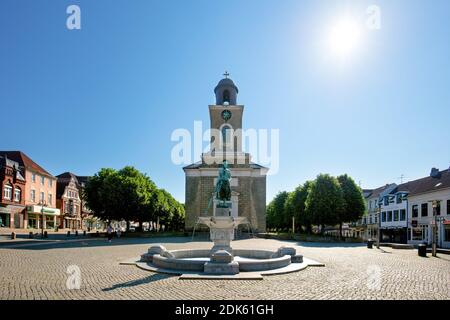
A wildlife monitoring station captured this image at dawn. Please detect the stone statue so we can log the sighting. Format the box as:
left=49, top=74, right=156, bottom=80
left=215, top=160, right=231, bottom=207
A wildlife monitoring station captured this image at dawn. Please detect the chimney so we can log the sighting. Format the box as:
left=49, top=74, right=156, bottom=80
left=430, top=167, right=440, bottom=178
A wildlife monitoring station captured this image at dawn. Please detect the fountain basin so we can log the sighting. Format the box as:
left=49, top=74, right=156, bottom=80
left=148, top=248, right=293, bottom=272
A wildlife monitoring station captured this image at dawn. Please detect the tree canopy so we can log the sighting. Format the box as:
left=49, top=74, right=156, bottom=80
left=84, top=166, right=184, bottom=231
left=266, top=173, right=365, bottom=235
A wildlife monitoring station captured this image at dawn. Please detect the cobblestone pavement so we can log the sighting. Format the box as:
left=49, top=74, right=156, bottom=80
left=0, top=237, right=449, bottom=300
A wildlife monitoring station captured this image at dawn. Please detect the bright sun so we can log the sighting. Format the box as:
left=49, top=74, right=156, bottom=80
left=329, top=18, right=362, bottom=58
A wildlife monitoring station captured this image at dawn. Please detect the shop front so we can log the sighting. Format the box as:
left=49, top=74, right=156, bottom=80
left=0, top=205, right=25, bottom=228
left=380, top=227, right=408, bottom=244
left=64, top=216, right=81, bottom=230
left=26, top=205, right=60, bottom=230
left=443, top=221, right=450, bottom=249
left=408, top=219, right=450, bottom=249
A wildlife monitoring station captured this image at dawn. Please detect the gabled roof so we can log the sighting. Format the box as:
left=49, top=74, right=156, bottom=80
left=397, top=169, right=450, bottom=196
left=0, top=151, right=54, bottom=178
left=56, top=172, right=91, bottom=198
left=365, top=184, right=397, bottom=199
left=0, top=155, right=26, bottom=181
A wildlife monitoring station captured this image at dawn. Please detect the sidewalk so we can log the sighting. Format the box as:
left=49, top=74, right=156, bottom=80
left=0, top=227, right=101, bottom=244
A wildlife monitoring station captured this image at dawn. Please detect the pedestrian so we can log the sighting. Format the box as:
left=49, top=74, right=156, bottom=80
left=107, top=225, right=113, bottom=243
left=116, top=228, right=121, bottom=238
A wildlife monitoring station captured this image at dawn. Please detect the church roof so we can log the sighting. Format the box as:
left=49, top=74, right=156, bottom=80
left=249, top=162, right=269, bottom=170
left=183, top=161, right=268, bottom=170
left=214, top=78, right=239, bottom=93
left=183, top=162, right=202, bottom=170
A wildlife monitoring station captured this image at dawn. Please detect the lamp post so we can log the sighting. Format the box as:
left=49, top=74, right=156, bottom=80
left=38, top=200, right=47, bottom=238
left=376, top=204, right=381, bottom=249
left=430, top=200, right=444, bottom=257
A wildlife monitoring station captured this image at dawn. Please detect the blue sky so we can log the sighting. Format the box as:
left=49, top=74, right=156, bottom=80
left=1, top=0, right=450, bottom=203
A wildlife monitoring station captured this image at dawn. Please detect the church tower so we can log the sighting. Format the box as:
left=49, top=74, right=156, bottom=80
left=183, top=74, right=267, bottom=232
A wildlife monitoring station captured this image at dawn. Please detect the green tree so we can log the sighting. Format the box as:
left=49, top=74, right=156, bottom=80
left=337, top=174, right=366, bottom=238
left=305, top=174, right=344, bottom=234
left=117, top=166, right=157, bottom=230
left=84, top=168, right=122, bottom=222
left=284, top=181, right=313, bottom=233
left=266, top=191, right=289, bottom=231
left=84, top=166, right=186, bottom=231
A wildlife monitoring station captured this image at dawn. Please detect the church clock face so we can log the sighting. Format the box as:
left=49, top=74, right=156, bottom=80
left=221, top=110, right=232, bottom=122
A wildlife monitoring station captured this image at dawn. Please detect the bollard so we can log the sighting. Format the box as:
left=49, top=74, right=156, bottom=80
left=29, top=232, right=33, bottom=239
left=96, top=231, right=99, bottom=238
left=83, top=230, right=86, bottom=236
left=43, top=231, right=48, bottom=238
left=67, top=231, right=71, bottom=237
left=418, top=244, right=427, bottom=257
left=367, top=239, right=374, bottom=249
left=11, top=232, right=16, bottom=240
left=75, top=231, right=78, bottom=236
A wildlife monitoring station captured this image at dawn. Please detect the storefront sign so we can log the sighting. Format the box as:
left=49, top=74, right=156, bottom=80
left=26, top=206, right=60, bottom=216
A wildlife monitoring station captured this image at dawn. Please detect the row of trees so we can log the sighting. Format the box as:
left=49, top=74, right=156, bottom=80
left=267, top=174, right=365, bottom=237
left=84, top=166, right=185, bottom=231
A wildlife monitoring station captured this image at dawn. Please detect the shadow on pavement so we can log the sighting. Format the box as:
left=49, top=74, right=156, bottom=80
left=102, top=273, right=171, bottom=291
left=294, top=241, right=366, bottom=248
left=0, top=236, right=210, bottom=251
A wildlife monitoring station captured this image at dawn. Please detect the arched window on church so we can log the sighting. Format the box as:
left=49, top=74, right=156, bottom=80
left=221, top=125, right=232, bottom=149
left=222, top=90, right=230, bottom=105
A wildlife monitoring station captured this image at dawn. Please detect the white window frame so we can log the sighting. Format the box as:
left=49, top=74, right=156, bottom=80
left=31, top=189, right=36, bottom=202
left=14, top=188, right=21, bottom=202
left=3, top=185, right=12, bottom=200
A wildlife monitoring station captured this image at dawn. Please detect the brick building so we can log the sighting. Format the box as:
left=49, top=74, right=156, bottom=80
left=56, top=172, right=93, bottom=230
left=0, top=155, right=26, bottom=228
left=0, top=151, right=59, bottom=229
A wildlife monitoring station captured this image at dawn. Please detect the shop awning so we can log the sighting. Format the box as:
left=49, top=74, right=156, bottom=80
left=0, top=207, right=11, bottom=214
left=27, top=206, right=60, bottom=216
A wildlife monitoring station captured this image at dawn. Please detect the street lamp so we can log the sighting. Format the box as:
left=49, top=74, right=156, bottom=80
left=430, top=200, right=444, bottom=257
left=38, top=200, right=47, bottom=238
left=376, top=203, right=382, bottom=249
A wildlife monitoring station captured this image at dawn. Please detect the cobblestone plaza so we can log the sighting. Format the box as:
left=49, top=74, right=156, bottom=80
left=0, top=237, right=448, bottom=300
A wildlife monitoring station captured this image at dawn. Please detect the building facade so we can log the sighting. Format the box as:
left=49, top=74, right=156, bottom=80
left=183, top=76, right=268, bottom=232
left=56, top=172, right=82, bottom=230
left=358, top=184, right=397, bottom=241
left=379, top=188, right=409, bottom=243
left=0, top=151, right=60, bottom=229
left=405, top=168, right=450, bottom=249
left=0, top=155, right=26, bottom=228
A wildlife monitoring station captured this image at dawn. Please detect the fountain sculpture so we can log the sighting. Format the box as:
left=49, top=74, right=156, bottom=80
left=127, top=162, right=323, bottom=278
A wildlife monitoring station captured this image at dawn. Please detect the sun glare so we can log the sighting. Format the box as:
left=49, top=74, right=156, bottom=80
left=329, top=18, right=362, bottom=58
